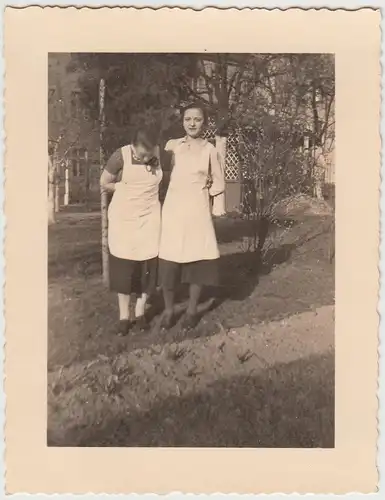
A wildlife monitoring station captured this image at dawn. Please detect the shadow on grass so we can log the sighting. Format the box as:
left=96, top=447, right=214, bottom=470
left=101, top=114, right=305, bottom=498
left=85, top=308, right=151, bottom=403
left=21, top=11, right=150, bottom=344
left=49, top=351, right=334, bottom=448
left=48, top=218, right=102, bottom=280
left=149, top=242, right=296, bottom=336
left=48, top=216, right=294, bottom=281
left=48, top=247, right=102, bottom=280
left=47, top=214, right=335, bottom=369
left=214, top=217, right=251, bottom=244
left=214, top=216, right=298, bottom=245
left=204, top=218, right=334, bottom=311
left=218, top=243, right=296, bottom=300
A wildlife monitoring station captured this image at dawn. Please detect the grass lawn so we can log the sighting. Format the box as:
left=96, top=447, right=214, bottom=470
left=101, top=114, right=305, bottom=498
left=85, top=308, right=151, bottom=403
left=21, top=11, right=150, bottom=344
left=48, top=202, right=335, bottom=447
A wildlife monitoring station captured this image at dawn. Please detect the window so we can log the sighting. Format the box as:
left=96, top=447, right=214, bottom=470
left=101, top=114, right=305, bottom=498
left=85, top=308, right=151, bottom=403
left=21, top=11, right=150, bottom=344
left=70, top=147, right=88, bottom=177
left=70, top=159, right=82, bottom=177
left=196, top=75, right=206, bottom=93
left=203, top=60, right=214, bottom=78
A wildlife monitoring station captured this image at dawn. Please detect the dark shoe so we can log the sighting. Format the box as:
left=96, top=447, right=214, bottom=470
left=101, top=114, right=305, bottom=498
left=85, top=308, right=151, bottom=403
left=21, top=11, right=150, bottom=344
left=160, top=311, right=174, bottom=331
left=180, top=313, right=200, bottom=332
left=117, top=319, right=132, bottom=337
left=134, top=315, right=151, bottom=332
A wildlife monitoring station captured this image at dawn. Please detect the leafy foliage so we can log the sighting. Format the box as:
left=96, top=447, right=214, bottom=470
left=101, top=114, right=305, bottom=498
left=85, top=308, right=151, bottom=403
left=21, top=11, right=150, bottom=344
left=70, top=53, right=198, bottom=154
left=233, top=54, right=334, bottom=252
left=70, top=52, right=334, bottom=154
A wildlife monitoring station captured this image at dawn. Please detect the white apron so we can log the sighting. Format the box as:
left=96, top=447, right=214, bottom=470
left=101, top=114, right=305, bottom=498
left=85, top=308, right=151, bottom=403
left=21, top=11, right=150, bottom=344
left=159, top=138, right=224, bottom=263
left=108, top=145, right=162, bottom=261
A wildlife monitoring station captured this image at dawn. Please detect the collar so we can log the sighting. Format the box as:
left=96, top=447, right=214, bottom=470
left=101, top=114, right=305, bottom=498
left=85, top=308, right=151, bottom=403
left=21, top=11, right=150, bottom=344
left=179, top=136, right=207, bottom=145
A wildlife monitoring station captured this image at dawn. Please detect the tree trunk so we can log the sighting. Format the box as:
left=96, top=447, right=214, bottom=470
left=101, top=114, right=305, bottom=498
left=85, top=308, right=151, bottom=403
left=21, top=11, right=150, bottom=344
left=84, top=150, right=90, bottom=207
left=314, top=178, right=324, bottom=200
left=53, top=153, right=60, bottom=212
left=48, top=156, right=56, bottom=224
left=101, top=190, right=109, bottom=283
left=99, top=78, right=110, bottom=286
left=54, top=182, right=60, bottom=212
left=313, top=147, right=325, bottom=200
left=257, top=216, right=270, bottom=252
left=64, top=159, right=70, bottom=206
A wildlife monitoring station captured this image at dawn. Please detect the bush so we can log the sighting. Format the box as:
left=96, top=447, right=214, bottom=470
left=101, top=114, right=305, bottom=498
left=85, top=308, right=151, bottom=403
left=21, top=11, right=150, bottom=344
left=238, top=127, right=311, bottom=253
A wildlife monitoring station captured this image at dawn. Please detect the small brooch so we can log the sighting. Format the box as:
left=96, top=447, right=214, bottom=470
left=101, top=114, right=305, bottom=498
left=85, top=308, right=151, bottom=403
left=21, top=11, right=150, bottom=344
left=145, top=156, right=159, bottom=174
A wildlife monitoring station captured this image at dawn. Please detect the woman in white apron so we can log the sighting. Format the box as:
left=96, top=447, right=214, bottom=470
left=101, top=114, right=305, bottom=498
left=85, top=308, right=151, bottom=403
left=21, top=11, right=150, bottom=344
left=100, top=128, right=163, bottom=336
left=158, top=103, right=225, bottom=331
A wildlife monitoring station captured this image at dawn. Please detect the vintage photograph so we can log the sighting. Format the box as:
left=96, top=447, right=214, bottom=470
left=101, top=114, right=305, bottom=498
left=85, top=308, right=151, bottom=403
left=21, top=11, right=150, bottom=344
left=47, top=52, right=335, bottom=448
left=5, top=5, right=380, bottom=493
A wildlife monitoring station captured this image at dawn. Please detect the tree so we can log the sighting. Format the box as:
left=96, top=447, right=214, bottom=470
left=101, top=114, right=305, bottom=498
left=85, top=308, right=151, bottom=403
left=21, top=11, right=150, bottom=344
left=233, top=54, right=334, bottom=255
left=99, top=78, right=109, bottom=286
left=70, top=53, right=197, bottom=151
left=73, top=53, right=334, bottom=185
left=47, top=133, right=65, bottom=223
left=170, top=54, right=282, bottom=181
left=175, top=54, right=334, bottom=244
left=48, top=83, right=72, bottom=215
left=49, top=55, right=100, bottom=214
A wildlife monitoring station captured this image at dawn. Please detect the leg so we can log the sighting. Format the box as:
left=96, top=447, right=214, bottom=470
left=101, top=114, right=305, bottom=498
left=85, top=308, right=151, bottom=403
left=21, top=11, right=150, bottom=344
left=180, top=283, right=202, bottom=331
left=110, top=254, right=133, bottom=321
left=135, top=292, right=148, bottom=318
left=109, top=255, right=139, bottom=336
left=160, top=288, right=175, bottom=329
left=180, top=260, right=219, bottom=332
left=163, top=288, right=175, bottom=316
left=118, top=293, right=131, bottom=320
left=187, top=283, right=202, bottom=316
left=136, top=258, right=158, bottom=317
left=133, top=292, right=151, bottom=332
left=133, top=258, right=160, bottom=332
left=117, top=293, right=132, bottom=336
left=158, top=259, right=180, bottom=329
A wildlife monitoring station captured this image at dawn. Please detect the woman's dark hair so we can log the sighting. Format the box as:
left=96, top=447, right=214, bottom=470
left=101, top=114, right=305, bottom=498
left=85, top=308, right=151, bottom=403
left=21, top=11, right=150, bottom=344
left=181, top=102, right=209, bottom=125
left=132, top=126, right=159, bottom=150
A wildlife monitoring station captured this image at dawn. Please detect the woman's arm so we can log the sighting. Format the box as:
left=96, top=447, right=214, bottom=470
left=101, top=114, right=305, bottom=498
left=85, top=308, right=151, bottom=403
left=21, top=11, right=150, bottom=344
left=161, top=139, right=175, bottom=171
left=208, top=146, right=226, bottom=217
left=159, top=140, right=175, bottom=203
left=100, top=149, right=124, bottom=194
left=100, top=169, right=119, bottom=194
left=208, top=146, right=225, bottom=197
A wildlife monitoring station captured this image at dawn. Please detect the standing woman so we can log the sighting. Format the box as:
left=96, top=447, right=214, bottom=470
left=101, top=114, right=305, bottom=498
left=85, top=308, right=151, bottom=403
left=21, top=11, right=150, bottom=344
left=159, top=103, right=225, bottom=331
left=100, top=128, right=163, bottom=336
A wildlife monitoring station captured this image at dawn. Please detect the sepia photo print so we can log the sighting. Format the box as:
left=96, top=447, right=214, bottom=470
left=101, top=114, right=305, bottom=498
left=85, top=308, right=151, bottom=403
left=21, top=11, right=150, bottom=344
left=47, top=52, right=335, bottom=448
left=5, top=6, right=380, bottom=494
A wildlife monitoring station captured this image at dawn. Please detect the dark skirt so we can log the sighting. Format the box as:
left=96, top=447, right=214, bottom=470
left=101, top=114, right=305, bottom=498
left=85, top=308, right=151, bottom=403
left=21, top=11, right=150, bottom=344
left=109, top=253, right=158, bottom=295
left=158, top=258, right=219, bottom=290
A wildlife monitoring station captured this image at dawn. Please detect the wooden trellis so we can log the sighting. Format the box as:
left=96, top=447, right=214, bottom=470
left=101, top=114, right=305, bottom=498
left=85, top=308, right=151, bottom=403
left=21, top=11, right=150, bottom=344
left=225, top=132, right=240, bottom=181
left=202, top=124, right=240, bottom=181
left=201, top=126, right=216, bottom=145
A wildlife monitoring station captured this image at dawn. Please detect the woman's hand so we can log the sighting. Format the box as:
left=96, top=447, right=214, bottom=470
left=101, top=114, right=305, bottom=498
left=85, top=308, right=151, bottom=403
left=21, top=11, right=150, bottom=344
left=211, top=193, right=226, bottom=217
left=205, top=173, right=213, bottom=190
left=100, top=169, right=119, bottom=194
